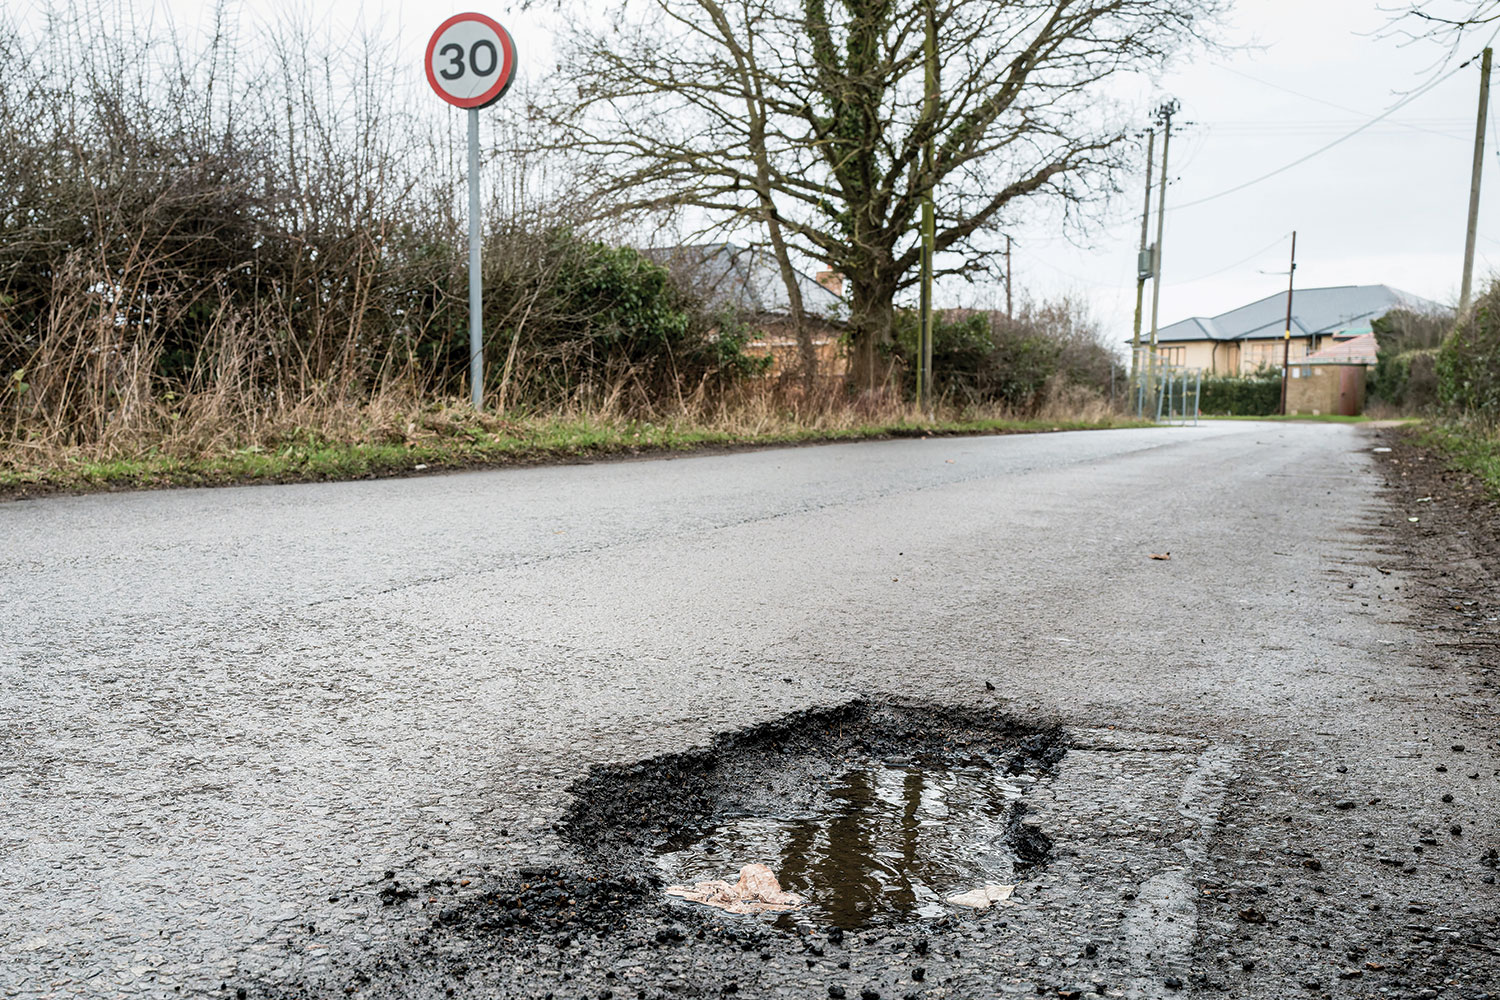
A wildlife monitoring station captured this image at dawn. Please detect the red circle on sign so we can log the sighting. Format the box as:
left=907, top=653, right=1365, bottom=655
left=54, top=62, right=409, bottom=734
left=425, top=12, right=517, bottom=109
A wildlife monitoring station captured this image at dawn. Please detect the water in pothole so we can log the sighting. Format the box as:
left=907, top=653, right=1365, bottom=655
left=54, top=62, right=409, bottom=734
left=654, top=755, right=1031, bottom=929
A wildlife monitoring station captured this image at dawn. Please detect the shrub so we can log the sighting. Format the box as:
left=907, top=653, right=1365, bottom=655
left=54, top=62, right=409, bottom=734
left=1197, top=369, right=1282, bottom=416
left=1369, top=349, right=1440, bottom=412
left=1368, top=307, right=1451, bottom=412
left=891, top=296, right=1123, bottom=413
left=0, top=5, right=764, bottom=449
left=1438, top=281, right=1500, bottom=425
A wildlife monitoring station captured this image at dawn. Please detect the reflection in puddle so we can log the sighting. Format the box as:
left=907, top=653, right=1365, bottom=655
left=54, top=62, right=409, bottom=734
left=654, top=758, right=1029, bottom=928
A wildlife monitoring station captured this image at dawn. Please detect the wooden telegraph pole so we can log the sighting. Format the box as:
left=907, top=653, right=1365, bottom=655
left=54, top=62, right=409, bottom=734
left=1461, top=47, right=1492, bottom=314
left=1279, top=231, right=1298, bottom=416
left=917, top=1, right=938, bottom=410
left=1146, top=101, right=1178, bottom=401
left=1005, top=234, right=1013, bottom=324
left=1130, top=129, right=1155, bottom=392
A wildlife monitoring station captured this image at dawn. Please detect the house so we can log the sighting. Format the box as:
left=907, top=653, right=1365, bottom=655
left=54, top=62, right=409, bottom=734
left=1139, top=284, right=1442, bottom=375
left=645, top=243, right=846, bottom=373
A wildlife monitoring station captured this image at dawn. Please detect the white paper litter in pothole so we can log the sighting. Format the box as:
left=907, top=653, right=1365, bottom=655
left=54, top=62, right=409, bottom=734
left=946, top=883, right=1015, bottom=909
left=665, top=863, right=804, bottom=915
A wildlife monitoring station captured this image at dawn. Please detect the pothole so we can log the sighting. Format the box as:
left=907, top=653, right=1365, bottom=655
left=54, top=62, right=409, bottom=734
left=561, top=699, right=1067, bottom=929
left=271, top=701, right=1071, bottom=999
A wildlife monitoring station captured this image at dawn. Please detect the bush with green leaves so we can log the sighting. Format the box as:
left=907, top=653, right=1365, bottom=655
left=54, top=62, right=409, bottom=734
left=891, top=298, right=1120, bottom=411
left=1368, top=349, right=1440, bottom=412
left=1368, top=308, right=1451, bottom=412
left=409, top=230, right=767, bottom=408
left=1197, top=368, right=1282, bottom=416
left=1439, top=281, right=1500, bottom=424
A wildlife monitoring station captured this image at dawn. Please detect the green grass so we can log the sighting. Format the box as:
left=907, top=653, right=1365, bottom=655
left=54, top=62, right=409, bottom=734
left=0, top=413, right=1154, bottom=498
left=1412, top=422, right=1500, bottom=498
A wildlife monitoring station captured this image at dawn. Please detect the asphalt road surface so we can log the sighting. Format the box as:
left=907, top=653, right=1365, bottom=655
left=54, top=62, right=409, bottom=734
left=3, top=422, right=1497, bottom=999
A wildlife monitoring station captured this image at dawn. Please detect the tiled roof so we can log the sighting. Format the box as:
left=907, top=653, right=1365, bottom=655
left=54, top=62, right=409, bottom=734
left=1146, top=285, right=1444, bottom=344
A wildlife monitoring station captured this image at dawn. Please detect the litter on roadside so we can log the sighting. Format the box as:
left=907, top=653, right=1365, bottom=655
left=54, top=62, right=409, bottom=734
left=665, top=863, right=804, bottom=915
left=946, top=883, right=1016, bottom=910
left=1149, top=552, right=1171, bottom=561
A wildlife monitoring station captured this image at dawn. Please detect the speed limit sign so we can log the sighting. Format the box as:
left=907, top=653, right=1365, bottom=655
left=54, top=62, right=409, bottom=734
left=425, top=13, right=517, bottom=110
left=427, top=12, right=517, bottom=410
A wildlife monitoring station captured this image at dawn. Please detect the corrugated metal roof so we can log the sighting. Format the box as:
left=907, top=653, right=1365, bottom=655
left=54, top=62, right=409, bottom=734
left=1146, top=284, right=1444, bottom=344
left=1306, top=332, right=1379, bottom=365
left=643, top=243, right=847, bottom=321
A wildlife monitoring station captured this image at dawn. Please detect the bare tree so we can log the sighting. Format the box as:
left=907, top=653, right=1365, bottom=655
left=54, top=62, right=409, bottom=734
left=544, top=0, right=1223, bottom=391
left=1385, top=1, right=1500, bottom=51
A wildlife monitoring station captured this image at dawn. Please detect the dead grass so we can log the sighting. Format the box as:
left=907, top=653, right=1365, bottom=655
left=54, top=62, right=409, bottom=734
left=0, top=374, right=1148, bottom=498
left=0, top=254, right=1144, bottom=498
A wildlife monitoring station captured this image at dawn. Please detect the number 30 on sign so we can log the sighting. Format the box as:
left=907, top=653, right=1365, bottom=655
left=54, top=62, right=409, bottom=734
left=425, top=12, right=517, bottom=109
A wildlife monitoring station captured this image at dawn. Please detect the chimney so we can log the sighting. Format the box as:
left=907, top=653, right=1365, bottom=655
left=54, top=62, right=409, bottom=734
left=815, top=269, right=844, bottom=297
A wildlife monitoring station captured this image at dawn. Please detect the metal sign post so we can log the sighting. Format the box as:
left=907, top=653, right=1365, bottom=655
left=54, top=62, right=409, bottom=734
left=425, top=13, right=518, bottom=410
left=469, top=109, right=482, bottom=410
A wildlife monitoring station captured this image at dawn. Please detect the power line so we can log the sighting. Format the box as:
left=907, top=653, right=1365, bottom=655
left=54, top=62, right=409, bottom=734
left=1218, top=64, right=1473, bottom=141
left=1204, top=120, right=1469, bottom=138
left=1175, top=233, right=1294, bottom=284
left=1492, top=81, right=1500, bottom=165
left=1170, top=56, right=1475, bottom=213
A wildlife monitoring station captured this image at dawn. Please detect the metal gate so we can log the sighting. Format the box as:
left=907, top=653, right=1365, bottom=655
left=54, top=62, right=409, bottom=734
left=1132, top=349, right=1202, bottom=425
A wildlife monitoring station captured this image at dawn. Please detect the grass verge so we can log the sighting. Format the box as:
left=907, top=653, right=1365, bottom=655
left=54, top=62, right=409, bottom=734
left=0, top=411, right=1152, bottom=500
left=1198, top=414, right=1392, bottom=424
left=1411, top=422, right=1500, bottom=498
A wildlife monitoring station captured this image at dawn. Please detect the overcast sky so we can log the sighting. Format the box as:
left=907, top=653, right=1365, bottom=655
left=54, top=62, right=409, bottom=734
left=21, top=0, right=1496, bottom=344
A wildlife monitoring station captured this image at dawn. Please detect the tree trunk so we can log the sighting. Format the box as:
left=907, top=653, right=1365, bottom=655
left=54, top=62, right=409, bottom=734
left=845, top=275, right=896, bottom=395
left=762, top=218, right=817, bottom=393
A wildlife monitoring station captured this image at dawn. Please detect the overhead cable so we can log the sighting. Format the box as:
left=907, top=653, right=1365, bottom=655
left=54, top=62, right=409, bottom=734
left=1171, top=56, right=1476, bottom=212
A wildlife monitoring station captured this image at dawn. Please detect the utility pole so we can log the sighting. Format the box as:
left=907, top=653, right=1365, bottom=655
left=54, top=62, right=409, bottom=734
left=1146, top=104, right=1176, bottom=353
left=1461, top=47, right=1492, bottom=314
left=917, top=1, right=938, bottom=410
left=1130, top=129, right=1156, bottom=389
left=1279, top=230, right=1298, bottom=416
left=1147, top=100, right=1178, bottom=399
left=1005, top=234, right=1013, bottom=323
